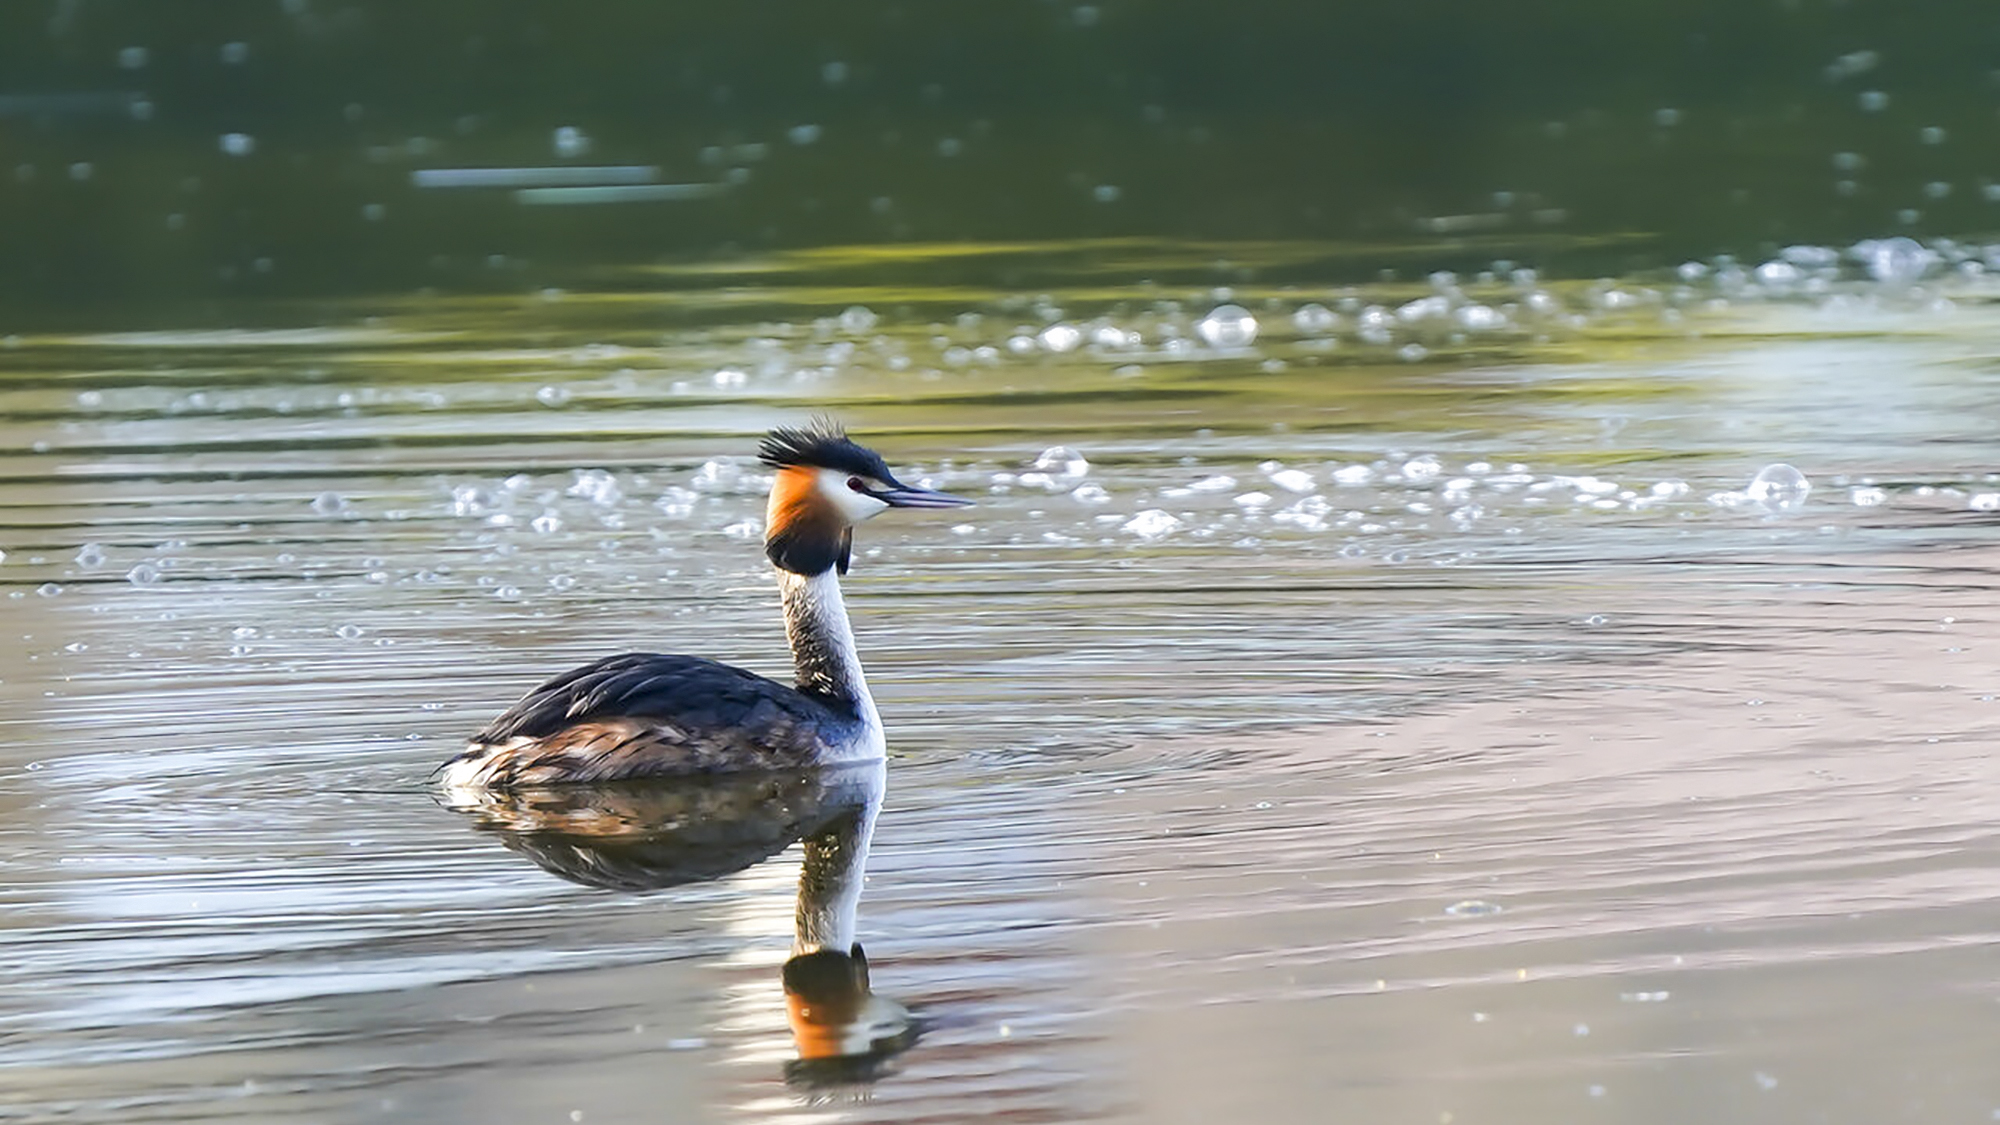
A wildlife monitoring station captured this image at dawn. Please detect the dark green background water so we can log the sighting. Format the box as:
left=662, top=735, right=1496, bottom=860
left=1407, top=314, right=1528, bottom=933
left=5, top=0, right=1998, bottom=312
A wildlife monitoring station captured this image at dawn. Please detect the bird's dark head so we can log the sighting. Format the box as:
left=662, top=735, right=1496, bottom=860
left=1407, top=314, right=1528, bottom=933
left=758, top=418, right=972, bottom=575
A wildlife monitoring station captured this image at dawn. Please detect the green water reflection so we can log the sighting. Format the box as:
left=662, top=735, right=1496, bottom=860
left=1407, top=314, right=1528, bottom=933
left=5, top=2, right=2000, bottom=308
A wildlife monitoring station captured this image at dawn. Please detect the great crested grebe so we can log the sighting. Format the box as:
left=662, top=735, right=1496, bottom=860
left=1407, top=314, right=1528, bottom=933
left=438, top=420, right=971, bottom=789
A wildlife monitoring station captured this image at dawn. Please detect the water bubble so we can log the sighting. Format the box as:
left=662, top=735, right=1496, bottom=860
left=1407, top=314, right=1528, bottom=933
left=1920, top=126, right=1946, bottom=145
left=656, top=485, right=698, bottom=518
left=1444, top=900, right=1502, bottom=916
left=335, top=624, right=365, bottom=640
left=787, top=123, right=823, bottom=146
left=1070, top=483, right=1110, bottom=504
left=1092, top=184, right=1121, bottom=203
left=1855, top=237, right=1935, bottom=284
left=1331, top=464, right=1374, bottom=486
left=451, top=484, right=491, bottom=516
left=1122, top=510, right=1182, bottom=539
left=1858, top=90, right=1889, bottom=112
left=535, top=384, right=571, bottom=407
left=822, top=61, right=849, bottom=86
left=1396, top=343, right=1429, bottom=363
left=119, top=45, right=148, bottom=69
left=837, top=305, right=877, bottom=333
left=1850, top=486, right=1888, bottom=507
left=1291, top=303, right=1338, bottom=334
left=35, top=582, right=61, bottom=597
left=1824, top=49, right=1878, bottom=81
left=311, top=491, right=347, bottom=515
left=568, top=468, right=622, bottom=506
left=1782, top=244, right=1840, bottom=268
left=1397, top=295, right=1450, bottom=322
left=721, top=519, right=762, bottom=539
left=1561, top=475, right=1618, bottom=497
left=712, top=368, right=747, bottom=389
left=1039, top=323, right=1083, bottom=353
left=691, top=460, right=741, bottom=490
left=75, top=543, right=106, bottom=567
left=1746, top=463, right=1811, bottom=513
left=1034, top=446, right=1090, bottom=478
left=553, top=125, right=590, bottom=158
left=531, top=512, right=563, bottom=533
left=1268, top=468, right=1315, bottom=493
left=1272, top=495, right=1333, bottom=531
left=1188, top=474, right=1237, bottom=493
left=1402, top=455, right=1443, bottom=482
left=362, top=202, right=386, bottom=221
left=69, top=162, right=93, bottom=181
left=1234, top=491, right=1273, bottom=509
left=1969, top=493, right=2000, bottom=512
left=1194, top=304, right=1258, bottom=348
left=1654, top=107, right=1681, bottom=127
left=219, top=133, right=255, bottom=156
left=1455, top=304, right=1505, bottom=331
left=126, top=562, right=160, bottom=586
left=1755, top=261, right=1800, bottom=287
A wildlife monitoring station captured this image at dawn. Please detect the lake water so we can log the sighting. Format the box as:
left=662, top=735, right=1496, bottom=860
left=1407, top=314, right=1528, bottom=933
left=2, top=243, right=1997, bottom=1123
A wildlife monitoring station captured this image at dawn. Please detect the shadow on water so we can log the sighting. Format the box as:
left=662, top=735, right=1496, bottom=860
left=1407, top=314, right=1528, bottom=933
left=440, top=761, right=920, bottom=1092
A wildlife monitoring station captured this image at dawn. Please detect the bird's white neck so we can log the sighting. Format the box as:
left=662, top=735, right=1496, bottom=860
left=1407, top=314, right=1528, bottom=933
left=793, top=790, right=880, bottom=955
left=777, top=568, right=880, bottom=732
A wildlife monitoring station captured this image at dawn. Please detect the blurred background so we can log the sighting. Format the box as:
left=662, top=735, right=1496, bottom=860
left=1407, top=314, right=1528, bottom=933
left=5, top=0, right=1999, bottom=315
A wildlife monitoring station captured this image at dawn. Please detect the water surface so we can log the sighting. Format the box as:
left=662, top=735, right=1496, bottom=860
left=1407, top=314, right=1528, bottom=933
left=3, top=245, right=1998, bottom=1123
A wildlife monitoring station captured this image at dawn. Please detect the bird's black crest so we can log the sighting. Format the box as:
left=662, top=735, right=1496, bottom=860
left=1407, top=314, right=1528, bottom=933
left=758, top=418, right=893, bottom=481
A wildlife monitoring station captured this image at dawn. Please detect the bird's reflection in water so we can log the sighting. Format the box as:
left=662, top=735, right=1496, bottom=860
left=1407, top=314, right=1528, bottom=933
left=442, top=760, right=917, bottom=1089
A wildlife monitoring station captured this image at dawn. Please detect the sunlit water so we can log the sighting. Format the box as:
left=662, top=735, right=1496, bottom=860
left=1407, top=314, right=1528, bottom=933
left=3, top=243, right=1998, bottom=1123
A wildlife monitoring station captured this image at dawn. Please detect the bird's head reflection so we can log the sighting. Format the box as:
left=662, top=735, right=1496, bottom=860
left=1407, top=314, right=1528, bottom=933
left=782, top=942, right=918, bottom=1087
left=440, top=762, right=919, bottom=1083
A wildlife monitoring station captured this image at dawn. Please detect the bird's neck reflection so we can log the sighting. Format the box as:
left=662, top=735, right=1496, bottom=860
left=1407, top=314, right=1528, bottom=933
left=442, top=760, right=915, bottom=1086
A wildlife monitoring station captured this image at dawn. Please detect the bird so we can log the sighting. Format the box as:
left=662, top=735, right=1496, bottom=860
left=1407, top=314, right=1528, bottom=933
left=437, top=419, right=972, bottom=790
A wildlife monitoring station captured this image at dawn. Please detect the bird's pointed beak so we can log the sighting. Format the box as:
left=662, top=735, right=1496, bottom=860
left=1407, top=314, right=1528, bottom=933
left=873, top=483, right=975, bottom=509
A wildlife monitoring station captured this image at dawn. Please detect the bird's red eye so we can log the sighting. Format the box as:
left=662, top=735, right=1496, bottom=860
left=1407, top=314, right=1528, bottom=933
left=847, top=476, right=868, bottom=492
